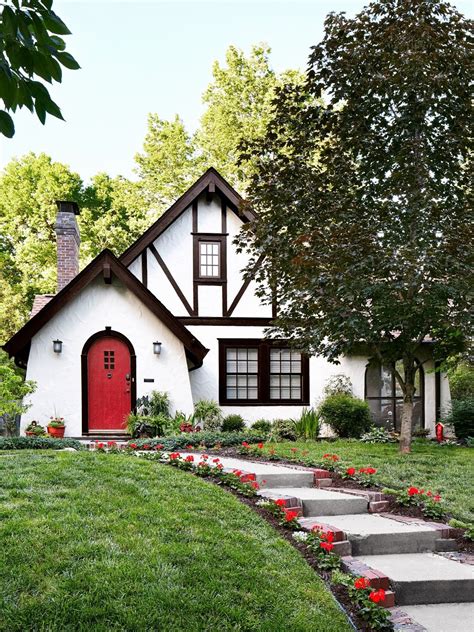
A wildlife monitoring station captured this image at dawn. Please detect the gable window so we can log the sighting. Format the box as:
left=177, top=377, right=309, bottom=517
left=219, top=340, right=309, bottom=405
left=365, top=360, right=424, bottom=431
left=199, top=241, right=221, bottom=279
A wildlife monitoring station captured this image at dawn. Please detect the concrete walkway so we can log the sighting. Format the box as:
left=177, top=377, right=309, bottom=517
left=183, top=452, right=473, bottom=632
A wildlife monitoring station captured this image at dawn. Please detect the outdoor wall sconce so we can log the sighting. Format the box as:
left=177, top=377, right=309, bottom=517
left=53, top=339, right=63, bottom=354
left=153, top=341, right=162, bottom=355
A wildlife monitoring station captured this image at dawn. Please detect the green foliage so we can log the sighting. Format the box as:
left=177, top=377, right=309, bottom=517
left=0, top=351, right=35, bottom=435
left=445, top=398, right=474, bottom=440
left=319, top=394, right=372, bottom=439
left=239, top=0, right=472, bottom=453
left=222, top=414, right=246, bottom=433
left=293, top=408, right=320, bottom=440
left=0, top=0, right=80, bottom=137
left=449, top=519, right=474, bottom=541
left=128, top=431, right=267, bottom=451
left=331, top=571, right=392, bottom=630
left=271, top=419, right=297, bottom=442
left=134, top=114, right=204, bottom=211
left=193, top=400, right=223, bottom=432
left=360, top=426, right=397, bottom=444
left=25, top=421, right=46, bottom=435
left=0, top=436, right=83, bottom=450
left=448, top=363, right=474, bottom=401
left=126, top=412, right=175, bottom=439
left=251, top=419, right=272, bottom=433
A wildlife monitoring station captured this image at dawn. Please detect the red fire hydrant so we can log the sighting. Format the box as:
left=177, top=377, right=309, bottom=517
left=435, top=422, right=444, bottom=443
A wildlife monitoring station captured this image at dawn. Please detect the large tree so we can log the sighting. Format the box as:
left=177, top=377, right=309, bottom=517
left=0, top=0, right=80, bottom=137
left=238, top=0, right=472, bottom=452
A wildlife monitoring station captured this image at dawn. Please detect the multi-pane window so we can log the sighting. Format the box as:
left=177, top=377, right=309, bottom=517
left=199, top=241, right=220, bottom=278
left=219, top=340, right=309, bottom=404
left=225, top=348, right=258, bottom=400
left=365, top=360, right=424, bottom=431
left=104, top=350, right=115, bottom=370
left=270, top=348, right=302, bottom=400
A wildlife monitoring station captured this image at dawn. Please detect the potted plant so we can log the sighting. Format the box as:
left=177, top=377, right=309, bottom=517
left=47, top=417, right=66, bottom=438
left=25, top=421, right=46, bottom=437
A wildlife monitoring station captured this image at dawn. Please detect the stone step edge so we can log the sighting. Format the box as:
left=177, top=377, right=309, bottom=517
left=389, top=607, right=428, bottom=631
left=341, top=555, right=395, bottom=608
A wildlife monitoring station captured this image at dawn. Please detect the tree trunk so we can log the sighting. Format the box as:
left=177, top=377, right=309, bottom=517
left=399, top=357, right=416, bottom=454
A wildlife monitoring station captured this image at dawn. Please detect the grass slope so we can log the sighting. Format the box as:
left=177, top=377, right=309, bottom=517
left=0, top=451, right=351, bottom=632
left=276, top=440, right=474, bottom=523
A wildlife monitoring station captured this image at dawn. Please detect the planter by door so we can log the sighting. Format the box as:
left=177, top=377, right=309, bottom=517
left=82, top=331, right=136, bottom=433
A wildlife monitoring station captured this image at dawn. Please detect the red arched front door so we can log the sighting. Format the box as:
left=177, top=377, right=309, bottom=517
left=87, top=335, right=133, bottom=431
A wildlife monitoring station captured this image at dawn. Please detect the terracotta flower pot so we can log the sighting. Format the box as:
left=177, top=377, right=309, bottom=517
left=47, top=425, right=65, bottom=438
left=25, top=431, right=36, bottom=437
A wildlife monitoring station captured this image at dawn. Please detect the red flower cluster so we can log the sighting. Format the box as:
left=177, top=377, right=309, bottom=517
left=284, top=509, right=300, bottom=522
left=257, top=442, right=264, bottom=449
left=96, top=442, right=105, bottom=449
left=241, top=441, right=250, bottom=448
left=169, top=452, right=180, bottom=460
left=107, top=441, right=117, bottom=448
left=320, top=541, right=334, bottom=552
left=185, top=455, right=194, bottom=462
left=408, top=487, right=441, bottom=501
left=212, top=458, right=220, bottom=464
left=142, top=444, right=151, bottom=450
left=129, top=443, right=137, bottom=449
left=354, top=577, right=370, bottom=590
left=369, top=589, right=386, bottom=603
left=323, top=453, right=339, bottom=462
left=186, top=444, right=194, bottom=450
left=275, top=498, right=287, bottom=508
left=346, top=467, right=356, bottom=476
left=290, top=447, right=298, bottom=453
left=155, top=444, right=164, bottom=450
left=359, top=467, right=377, bottom=475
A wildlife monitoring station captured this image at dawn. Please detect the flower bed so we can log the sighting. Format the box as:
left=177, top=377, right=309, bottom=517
left=125, top=431, right=268, bottom=451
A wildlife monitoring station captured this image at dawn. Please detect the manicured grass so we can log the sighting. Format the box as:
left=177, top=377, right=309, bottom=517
left=275, top=440, right=474, bottom=524
left=0, top=451, right=351, bottom=632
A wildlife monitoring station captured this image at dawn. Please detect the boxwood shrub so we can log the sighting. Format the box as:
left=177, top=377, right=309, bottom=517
left=127, top=431, right=268, bottom=451
left=319, top=394, right=372, bottom=438
left=0, top=437, right=84, bottom=450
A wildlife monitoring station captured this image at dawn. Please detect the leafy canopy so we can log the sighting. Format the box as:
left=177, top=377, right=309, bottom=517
left=239, top=0, right=472, bottom=451
left=0, top=0, right=80, bottom=137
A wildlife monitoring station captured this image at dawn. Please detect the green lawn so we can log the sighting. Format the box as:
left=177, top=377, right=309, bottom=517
left=0, top=451, right=351, bottom=632
left=275, top=440, right=474, bottom=524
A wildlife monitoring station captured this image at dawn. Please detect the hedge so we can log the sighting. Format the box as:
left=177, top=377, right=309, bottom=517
left=127, top=431, right=268, bottom=450
left=0, top=437, right=84, bottom=450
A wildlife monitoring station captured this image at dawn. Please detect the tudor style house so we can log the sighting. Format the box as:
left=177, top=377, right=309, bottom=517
left=4, top=169, right=450, bottom=437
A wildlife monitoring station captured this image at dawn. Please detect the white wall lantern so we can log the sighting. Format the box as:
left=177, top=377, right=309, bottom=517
left=53, top=339, right=63, bottom=354
left=153, top=341, right=162, bottom=355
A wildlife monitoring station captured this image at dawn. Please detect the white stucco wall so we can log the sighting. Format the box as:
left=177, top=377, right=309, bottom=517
left=23, top=276, right=194, bottom=436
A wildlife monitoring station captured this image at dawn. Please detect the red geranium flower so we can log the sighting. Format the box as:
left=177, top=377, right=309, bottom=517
left=216, top=463, right=224, bottom=470
left=242, top=441, right=250, bottom=448
left=257, top=442, right=264, bottom=449
left=323, top=531, right=335, bottom=543
left=129, top=443, right=137, bottom=449
left=143, top=444, right=151, bottom=450
left=275, top=499, right=287, bottom=507
left=186, top=444, right=193, bottom=450
left=233, top=469, right=243, bottom=477
left=290, top=448, right=298, bottom=453
left=169, top=452, right=180, bottom=460
left=284, top=510, right=299, bottom=522
left=320, top=541, right=334, bottom=552
left=408, top=486, right=420, bottom=496
left=311, top=524, right=323, bottom=533
left=212, top=458, right=220, bottom=463
left=433, top=494, right=441, bottom=502
left=354, top=577, right=370, bottom=590
left=155, top=444, right=164, bottom=450
left=346, top=467, right=356, bottom=476
left=369, top=589, right=386, bottom=603
left=251, top=481, right=260, bottom=490
left=185, top=455, right=194, bottom=462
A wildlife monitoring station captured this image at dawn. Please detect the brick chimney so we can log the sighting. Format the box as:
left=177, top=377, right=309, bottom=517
left=55, top=201, right=80, bottom=291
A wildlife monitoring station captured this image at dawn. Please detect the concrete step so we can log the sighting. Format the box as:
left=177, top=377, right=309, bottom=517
left=302, top=513, right=454, bottom=555
left=395, top=602, right=474, bottom=632
left=181, top=454, right=316, bottom=488
left=354, top=553, right=474, bottom=605
left=258, top=487, right=368, bottom=516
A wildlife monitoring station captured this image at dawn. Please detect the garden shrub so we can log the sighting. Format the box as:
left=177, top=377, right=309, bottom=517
left=0, top=437, right=84, bottom=450
left=448, top=363, right=474, bottom=400
left=318, top=394, right=372, bottom=438
left=194, top=400, right=223, bottom=431
left=128, top=431, right=267, bottom=451
left=271, top=419, right=297, bottom=441
left=360, top=426, right=397, bottom=443
left=445, top=398, right=474, bottom=440
left=293, top=408, right=320, bottom=440
left=251, top=419, right=272, bottom=433
left=222, top=414, right=246, bottom=432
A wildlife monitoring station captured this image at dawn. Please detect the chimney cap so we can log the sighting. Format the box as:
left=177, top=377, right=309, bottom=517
left=55, top=200, right=80, bottom=215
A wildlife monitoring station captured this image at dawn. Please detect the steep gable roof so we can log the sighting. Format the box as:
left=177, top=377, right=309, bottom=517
left=120, top=167, right=255, bottom=266
left=3, top=250, right=208, bottom=369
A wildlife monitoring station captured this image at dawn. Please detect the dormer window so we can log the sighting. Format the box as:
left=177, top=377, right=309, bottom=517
left=199, top=241, right=221, bottom=279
